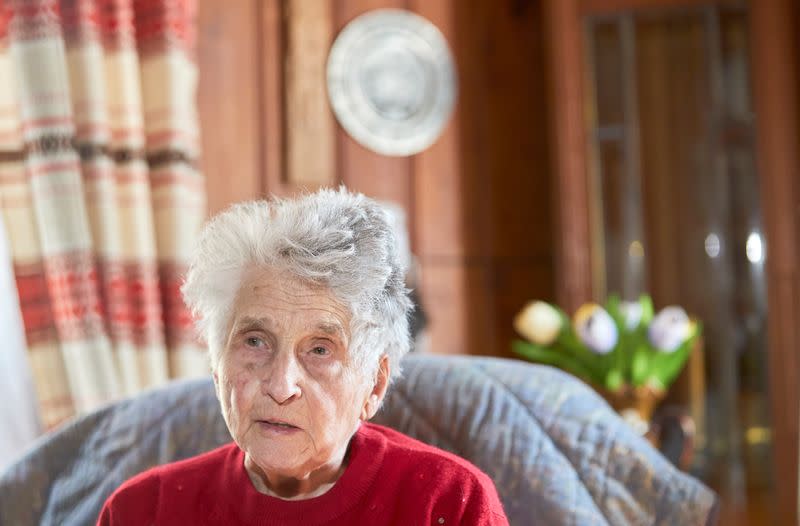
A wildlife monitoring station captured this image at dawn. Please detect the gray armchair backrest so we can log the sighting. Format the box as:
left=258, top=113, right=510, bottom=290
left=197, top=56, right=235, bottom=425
left=0, top=354, right=718, bottom=525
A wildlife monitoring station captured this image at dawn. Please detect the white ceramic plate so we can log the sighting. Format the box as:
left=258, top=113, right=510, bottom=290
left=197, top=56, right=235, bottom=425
left=327, top=9, right=457, bottom=157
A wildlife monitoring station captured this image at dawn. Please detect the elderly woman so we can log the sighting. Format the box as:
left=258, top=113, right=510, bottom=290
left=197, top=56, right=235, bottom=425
left=98, top=188, right=508, bottom=525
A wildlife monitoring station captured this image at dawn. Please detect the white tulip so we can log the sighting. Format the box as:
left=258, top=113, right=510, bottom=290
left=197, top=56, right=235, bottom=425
left=574, top=303, right=618, bottom=354
left=619, top=301, right=643, bottom=330
left=514, top=301, right=563, bottom=345
left=648, top=306, right=692, bottom=352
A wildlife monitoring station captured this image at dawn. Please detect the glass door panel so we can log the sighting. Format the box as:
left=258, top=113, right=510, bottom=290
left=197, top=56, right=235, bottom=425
left=585, top=5, right=772, bottom=524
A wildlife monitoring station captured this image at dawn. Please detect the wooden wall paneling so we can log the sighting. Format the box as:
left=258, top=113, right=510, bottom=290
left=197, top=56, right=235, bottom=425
left=484, top=0, right=554, bottom=357
left=337, top=132, right=413, bottom=213
left=764, top=275, right=799, bottom=524
left=416, top=263, right=494, bottom=359
left=448, top=1, right=494, bottom=356
left=198, top=0, right=261, bottom=215
left=412, top=1, right=557, bottom=358
left=284, top=0, right=336, bottom=189
left=409, top=0, right=479, bottom=260
left=493, top=261, right=556, bottom=354
left=260, top=0, right=286, bottom=197
left=485, top=0, right=551, bottom=262
left=543, top=0, right=594, bottom=314
left=334, top=0, right=413, bottom=217
left=411, top=125, right=471, bottom=356
left=445, top=1, right=490, bottom=262
left=750, top=1, right=800, bottom=524
left=412, top=124, right=464, bottom=261
left=411, top=0, right=480, bottom=356
left=261, top=0, right=336, bottom=197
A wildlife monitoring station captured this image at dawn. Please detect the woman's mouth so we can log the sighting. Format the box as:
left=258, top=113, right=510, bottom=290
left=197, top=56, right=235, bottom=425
left=257, top=420, right=301, bottom=435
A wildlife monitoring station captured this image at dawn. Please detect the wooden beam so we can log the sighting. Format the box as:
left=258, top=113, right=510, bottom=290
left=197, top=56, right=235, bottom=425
left=283, top=0, right=336, bottom=188
left=543, top=0, right=594, bottom=313
left=259, top=0, right=286, bottom=197
left=409, top=0, right=471, bottom=356
left=750, top=1, right=800, bottom=524
left=580, top=0, right=744, bottom=16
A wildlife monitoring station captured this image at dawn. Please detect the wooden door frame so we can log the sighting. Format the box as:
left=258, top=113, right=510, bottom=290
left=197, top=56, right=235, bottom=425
left=545, top=0, right=798, bottom=523
left=580, top=0, right=742, bottom=15
left=750, top=1, right=799, bottom=524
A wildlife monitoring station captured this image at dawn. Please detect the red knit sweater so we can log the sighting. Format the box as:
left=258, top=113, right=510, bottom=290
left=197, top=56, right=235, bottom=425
left=97, top=422, right=509, bottom=525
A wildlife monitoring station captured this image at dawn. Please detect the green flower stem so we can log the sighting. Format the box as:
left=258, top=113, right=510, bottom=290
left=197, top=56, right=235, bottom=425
left=639, top=295, right=655, bottom=325
left=556, top=331, right=606, bottom=380
left=631, top=344, right=651, bottom=387
left=610, top=338, right=627, bottom=390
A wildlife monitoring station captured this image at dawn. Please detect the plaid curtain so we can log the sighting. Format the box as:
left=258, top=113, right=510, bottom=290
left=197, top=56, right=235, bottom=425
left=0, top=0, right=206, bottom=429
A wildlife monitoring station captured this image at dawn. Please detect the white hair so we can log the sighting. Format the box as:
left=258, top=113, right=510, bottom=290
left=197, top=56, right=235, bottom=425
left=181, top=187, right=412, bottom=383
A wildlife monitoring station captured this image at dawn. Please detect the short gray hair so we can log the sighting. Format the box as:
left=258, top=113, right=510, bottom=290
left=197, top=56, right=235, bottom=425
left=181, top=187, right=412, bottom=382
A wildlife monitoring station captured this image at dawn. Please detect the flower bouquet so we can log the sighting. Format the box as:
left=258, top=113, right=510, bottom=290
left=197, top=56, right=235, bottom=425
left=512, top=295, right=701, bottom=431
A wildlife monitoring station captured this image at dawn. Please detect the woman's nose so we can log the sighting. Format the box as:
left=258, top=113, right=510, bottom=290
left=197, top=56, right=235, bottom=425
left=261, top=352, right=302, bottom=404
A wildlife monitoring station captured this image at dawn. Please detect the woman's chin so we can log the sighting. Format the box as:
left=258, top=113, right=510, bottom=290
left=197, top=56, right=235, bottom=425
left=245, top=444, right=312, bottom=477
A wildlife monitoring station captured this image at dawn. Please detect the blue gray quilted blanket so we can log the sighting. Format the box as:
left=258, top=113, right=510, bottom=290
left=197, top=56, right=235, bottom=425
left=0, top=355, right=717, bottom=525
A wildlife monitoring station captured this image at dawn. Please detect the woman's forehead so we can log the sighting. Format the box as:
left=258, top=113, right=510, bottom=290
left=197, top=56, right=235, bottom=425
left=242, top=266, right=329, bottom=297
left=232, top=269, right=352, bottom=333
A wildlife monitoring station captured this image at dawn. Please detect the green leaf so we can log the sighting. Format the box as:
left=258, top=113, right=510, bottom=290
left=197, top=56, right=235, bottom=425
left=511, top=340, right=600, bottom=384
left=651, top=338, right=694, bottom=386
left=556, top=330, right=606, bottom=380
left=649, top=322, right=701, bottom=386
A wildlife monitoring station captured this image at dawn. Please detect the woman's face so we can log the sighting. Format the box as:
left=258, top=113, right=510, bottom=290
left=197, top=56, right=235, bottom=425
left=214, top=268, right=386, bottom=489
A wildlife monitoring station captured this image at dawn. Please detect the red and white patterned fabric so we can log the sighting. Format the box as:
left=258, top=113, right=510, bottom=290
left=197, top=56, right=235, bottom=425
left=0, top=0, right=205, bottom=429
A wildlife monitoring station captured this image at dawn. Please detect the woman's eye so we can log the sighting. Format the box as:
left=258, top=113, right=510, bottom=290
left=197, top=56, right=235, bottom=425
left=245, top=337, right=265, bottom=348
left=310, top=346, right=329, bottom=356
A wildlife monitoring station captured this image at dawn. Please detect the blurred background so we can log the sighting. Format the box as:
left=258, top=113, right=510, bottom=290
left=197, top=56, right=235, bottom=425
left=196, top=1, right=796, bottom=524
left=1, top=0, right=797, bottom=524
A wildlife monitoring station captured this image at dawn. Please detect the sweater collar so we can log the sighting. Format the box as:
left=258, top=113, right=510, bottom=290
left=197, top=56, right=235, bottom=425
left=224, top=422, right=386, bottom=525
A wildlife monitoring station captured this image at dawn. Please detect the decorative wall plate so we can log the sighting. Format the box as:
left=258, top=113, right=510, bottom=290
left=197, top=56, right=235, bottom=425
left=327, top=9, right=457, bottom=157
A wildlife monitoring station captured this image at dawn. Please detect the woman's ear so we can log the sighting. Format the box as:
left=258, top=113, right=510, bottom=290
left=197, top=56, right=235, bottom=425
left=361, top=355, right=390, bottom=421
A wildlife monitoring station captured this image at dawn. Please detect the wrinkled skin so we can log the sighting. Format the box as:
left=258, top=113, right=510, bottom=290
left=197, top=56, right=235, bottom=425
left=213, top=267, right=389, bottom=499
